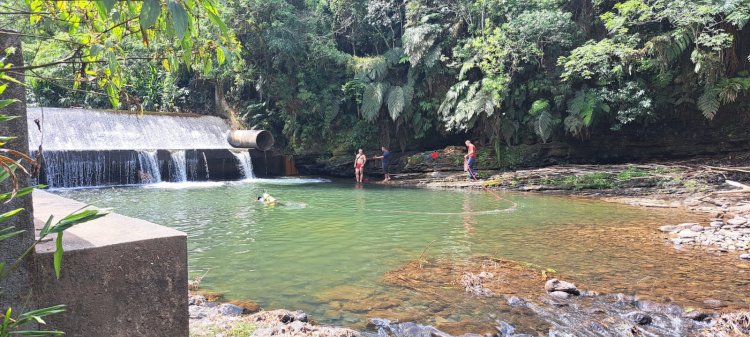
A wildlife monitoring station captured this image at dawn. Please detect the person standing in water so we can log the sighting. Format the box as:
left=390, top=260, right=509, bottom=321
left=354, top=149, right=367, bottom=183
left=371, top=146, right=391, bottom=181
left=464, top=140, right=478, bottom=181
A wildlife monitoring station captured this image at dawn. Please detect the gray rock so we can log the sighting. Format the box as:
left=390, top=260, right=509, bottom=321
left=549, top=291, right=572, bottom=299
left=740, top=253, right=750, bottom=260
left=684, top=310, right=711, bottom=321
left=728, top=217, right=748, bottom=226
left=659, top=225, right=677, bottom=233
left=544, top=278, right=579, bottom=295
left=627, top=312, right=653, bottom=325
left=710, top=221, right=724, bottom=227
left=677, top=229, right=698, bottom=238
left=671, top=238, right=683, bottom=245
left=676, top=223, right=699, bottom=229
left=506, top=296, right=525, bottom=306
left=690, top=225, right=704, bottom=232
left=218, top=303, right=245, bottom=316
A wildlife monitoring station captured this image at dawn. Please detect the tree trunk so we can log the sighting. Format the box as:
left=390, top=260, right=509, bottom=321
left=0, top=30, right=36, bottom=312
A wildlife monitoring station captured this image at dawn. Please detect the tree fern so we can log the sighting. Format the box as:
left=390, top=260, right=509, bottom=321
left=353, top=56, right=388, bottom=82
left=500, top=119, right=519, bottom=145
left=534, top=110, right=556, bottom=143
left=438, top=80, right=469, bottom=118
left=564, top=115, right=584, bottom=137
left=362, top=82, right=386, bottom=122
left=403, top=24, right=442, bottom=66
left=697, top=86, right=720, bottom=120
left=386, top=86, right=405, bottom=121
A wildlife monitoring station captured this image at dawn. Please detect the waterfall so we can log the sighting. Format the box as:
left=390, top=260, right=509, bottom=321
left=232, top=151, right=256, bottom=179
left=202, top=152, right=210, bottom=180
left=137, top=151, right=162, bottom=183
left=169, top=150, right=188, bottom=182
left=39, top=151, right=138, bottom=188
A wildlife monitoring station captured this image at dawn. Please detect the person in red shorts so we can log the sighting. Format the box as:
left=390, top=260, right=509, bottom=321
left=354, top=149, right=367, bottom=183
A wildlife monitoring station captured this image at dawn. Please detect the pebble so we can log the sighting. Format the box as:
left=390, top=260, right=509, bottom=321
left=690, top=225, right=704, bottom=232
left=728, top=217, right=748, bottom=226
left=740, top=253, right=750, bottom=260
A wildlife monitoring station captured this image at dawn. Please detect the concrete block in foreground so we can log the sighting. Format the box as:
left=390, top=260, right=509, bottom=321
left=30, top=190, right=188, bottom=337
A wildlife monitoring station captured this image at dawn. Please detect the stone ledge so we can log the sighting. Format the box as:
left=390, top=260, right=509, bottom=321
left=33, top=190, right=185, bottom=252
left=30, top=190, right=188, bottom=337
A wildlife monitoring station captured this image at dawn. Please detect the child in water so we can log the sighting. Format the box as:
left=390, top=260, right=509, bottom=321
left=256, top=193, right=278, bottom=206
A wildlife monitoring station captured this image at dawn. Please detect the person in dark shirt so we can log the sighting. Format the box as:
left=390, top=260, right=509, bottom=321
left=372, top=146, right=392, bottom=181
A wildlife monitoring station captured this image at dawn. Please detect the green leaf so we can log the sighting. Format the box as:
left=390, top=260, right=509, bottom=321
left=0, top=186, right=35, bottom=202
left=10, top=330, right=65, bottom=336
left=199, top=0, right=228, bottom=33
left=94, top=0, right=117, bottom=20
left=139, top=0, right=162, bottom=30
left=168, top=1, right=190, bottom=39
left=0, top=83, right=6, bottom=95
left=54, top=233, right=63, bottom=279
left=0, top=228, right=25, bottom=242
left=0, top=208, right=23, bottom=223
left=216, top=47, right=226, bottom=65
left=39, top=215, right=54, bottom=238
left=0, top=114, right=19, bottom=123
left=0, top=136, right=17, bottom=146
left=49, top=209, right=107, bottom=234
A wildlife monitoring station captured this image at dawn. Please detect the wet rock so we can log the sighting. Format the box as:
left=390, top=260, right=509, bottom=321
left=676, top=223, right=699, bottom=229
left=683, top=310, right=711, bottom=322
left=710, top=221, right=724, bottom=228
left=549, top=291, right=571, bottom=299
left=728, top=217, right=748, bottom=226
left=628, top=312, right=653, bottom=325
left=506, top=297, right=525, bottom=306
left=218, top=303, right=245, bottom=316
left=690, top=225, right=704, bottom=232
left=740, top=253, right=750, bottom=260
left=295, top=312, right=309, bottom=323
left=495, top=321, right=515, bottom=336
left=544, top=278, right=579, bottom=295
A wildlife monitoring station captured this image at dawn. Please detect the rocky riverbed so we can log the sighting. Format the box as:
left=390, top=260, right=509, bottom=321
left=659, top=215, right=750, bottom=258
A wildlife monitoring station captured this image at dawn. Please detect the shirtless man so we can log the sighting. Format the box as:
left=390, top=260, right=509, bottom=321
left=354, top=149, right=367, bottom=183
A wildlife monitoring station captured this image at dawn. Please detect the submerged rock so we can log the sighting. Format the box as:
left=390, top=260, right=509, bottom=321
left=740, top=253, right=750, bottom=260
left=218, top=303, right=245, bottom=316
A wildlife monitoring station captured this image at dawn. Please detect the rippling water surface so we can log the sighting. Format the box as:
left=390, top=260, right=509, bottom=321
left=55, top=179, right=750, bottom=332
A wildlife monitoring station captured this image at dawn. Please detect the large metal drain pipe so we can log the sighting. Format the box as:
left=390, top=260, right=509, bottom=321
left=227, top=130, right=275, bottom=151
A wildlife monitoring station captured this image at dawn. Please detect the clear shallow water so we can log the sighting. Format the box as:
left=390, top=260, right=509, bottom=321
left=54, top=179, right=750, bottom=332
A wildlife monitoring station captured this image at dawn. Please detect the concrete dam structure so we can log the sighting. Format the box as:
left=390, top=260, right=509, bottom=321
left=27, top=107, right=290, bottom=188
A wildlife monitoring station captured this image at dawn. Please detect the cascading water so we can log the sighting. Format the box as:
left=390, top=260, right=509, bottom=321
left=137, top=151, right=162, bottom=183
left=232, top=151, right=256, bottom=180
left=169, top=150, right=188, bottom=182
left=27, top=107, right=272, bottom=187
left=37, top=151, right=139, bottom=188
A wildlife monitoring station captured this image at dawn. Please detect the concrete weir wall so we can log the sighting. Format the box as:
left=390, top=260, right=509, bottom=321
left=30, top=190, right=188, bottom=337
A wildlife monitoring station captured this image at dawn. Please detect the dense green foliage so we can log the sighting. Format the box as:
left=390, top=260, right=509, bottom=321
left=7, top=0, right=750, bottom=154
